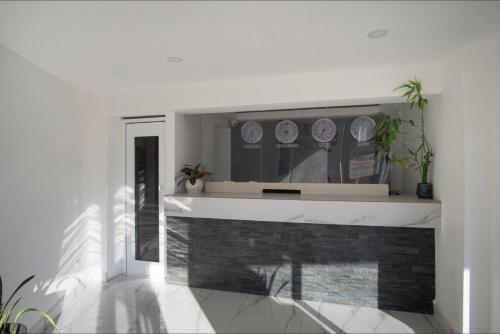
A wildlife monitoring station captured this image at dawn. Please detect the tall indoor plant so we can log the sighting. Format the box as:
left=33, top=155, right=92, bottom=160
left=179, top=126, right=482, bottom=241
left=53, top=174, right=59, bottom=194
left=0, top=275, right=59, bottom=334
left=375, top=79, right=434, bottom=198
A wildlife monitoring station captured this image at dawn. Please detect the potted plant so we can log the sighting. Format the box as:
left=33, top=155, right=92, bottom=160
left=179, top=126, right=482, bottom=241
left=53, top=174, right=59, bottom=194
left=0, top=275, right=59, bottom=334
left=375, top=79, right=434, bottom=198
left=177, top=163, right=211, bottom=194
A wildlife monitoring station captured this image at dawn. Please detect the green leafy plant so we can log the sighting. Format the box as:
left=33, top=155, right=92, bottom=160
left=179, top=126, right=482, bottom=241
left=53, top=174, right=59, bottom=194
left=0, top=275, right=59, bottom=334
left=375, top=79, right=434, bottom=183
left=176, top=163, right=211, bottom=186
left=375, top=115, right=406, bottom=166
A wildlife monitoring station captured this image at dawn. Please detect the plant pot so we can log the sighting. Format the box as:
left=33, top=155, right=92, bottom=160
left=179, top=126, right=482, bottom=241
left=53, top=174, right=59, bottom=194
left=5, top=323, right=28, bottom=334
left=185, top=179, right=204, bottom=193
left=416, top=183, right=433, bottom=199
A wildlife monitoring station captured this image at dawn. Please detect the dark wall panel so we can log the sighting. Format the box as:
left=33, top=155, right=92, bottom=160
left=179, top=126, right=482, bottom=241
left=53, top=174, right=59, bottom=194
left=167, top=217, right=435, bottom=314
left=231, top=117, right=385, bottom=184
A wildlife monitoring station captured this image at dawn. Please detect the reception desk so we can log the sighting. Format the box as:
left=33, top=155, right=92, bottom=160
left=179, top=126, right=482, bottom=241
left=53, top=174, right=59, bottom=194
left=164, top=193, right=440, bottom=314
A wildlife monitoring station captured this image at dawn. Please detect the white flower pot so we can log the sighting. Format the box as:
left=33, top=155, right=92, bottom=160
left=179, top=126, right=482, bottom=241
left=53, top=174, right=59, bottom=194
left=185, top=179, right=204, bottom=193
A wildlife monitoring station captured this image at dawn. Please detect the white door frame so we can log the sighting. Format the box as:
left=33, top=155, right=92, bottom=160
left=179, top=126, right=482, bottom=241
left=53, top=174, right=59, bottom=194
left=125, top=120, right=165, bottom=278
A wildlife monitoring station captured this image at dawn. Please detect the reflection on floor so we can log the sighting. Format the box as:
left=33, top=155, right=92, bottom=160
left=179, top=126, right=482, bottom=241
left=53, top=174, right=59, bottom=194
left=55, top=275, right=447, bottom=333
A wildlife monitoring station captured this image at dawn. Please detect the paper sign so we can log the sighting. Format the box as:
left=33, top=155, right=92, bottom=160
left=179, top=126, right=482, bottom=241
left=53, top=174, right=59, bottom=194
left=349, top=153, right=379, bottom=179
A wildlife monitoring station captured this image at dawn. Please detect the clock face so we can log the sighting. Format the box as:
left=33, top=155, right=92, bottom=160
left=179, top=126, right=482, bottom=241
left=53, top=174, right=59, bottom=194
left=312, top=118, right=337, bottom=143
left=240, top=121, right=263, bottom=144
left=351, top=116, right=376, bottom=142
left=275, top=120, right=299, bottom=144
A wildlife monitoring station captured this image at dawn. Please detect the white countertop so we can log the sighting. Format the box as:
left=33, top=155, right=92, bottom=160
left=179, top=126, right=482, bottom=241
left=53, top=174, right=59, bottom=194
left=165, top=192, right=441, bottom=229
left=168, top=192, right=440, bottom=204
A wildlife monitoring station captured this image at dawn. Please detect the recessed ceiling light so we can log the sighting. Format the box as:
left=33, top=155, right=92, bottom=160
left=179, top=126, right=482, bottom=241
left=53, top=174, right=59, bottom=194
left=368, top=29, right=388, bottom=39
left=166, top=56, right=183, bottom=63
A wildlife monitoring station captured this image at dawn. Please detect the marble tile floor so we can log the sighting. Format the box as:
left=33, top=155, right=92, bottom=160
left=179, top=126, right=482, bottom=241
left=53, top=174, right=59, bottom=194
left=51, top=275, right=447, bottom=334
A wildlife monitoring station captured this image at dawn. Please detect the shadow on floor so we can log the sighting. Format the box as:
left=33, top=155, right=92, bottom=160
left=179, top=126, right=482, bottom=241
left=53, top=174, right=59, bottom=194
left=50, top=275, right=445, bottom=334
left=193, top=288, right=346, bottom=334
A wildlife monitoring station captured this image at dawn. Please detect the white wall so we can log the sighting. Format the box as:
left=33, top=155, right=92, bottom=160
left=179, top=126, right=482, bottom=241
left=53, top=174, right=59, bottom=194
left=490, top=36, right=500, bottom=333
left=175, top=114, right=202, bottom=191
left=424, top=36, right=500, bottom=333
left=460, top=40, right=493, bottom=333
left=380, top=37, right=500, bottom=333
left=108, top=59, right=443, bottom=116
left=0, top=44, right=92, bottom=330
left=105, top=114, right=125, bottom=279
left=425, top=62, right=465, bottom=332
left=395, top=61, right=468, bottom=332
left=201, top=114, right=232, bottom=181
left=387, top=69, right=466, bottom=332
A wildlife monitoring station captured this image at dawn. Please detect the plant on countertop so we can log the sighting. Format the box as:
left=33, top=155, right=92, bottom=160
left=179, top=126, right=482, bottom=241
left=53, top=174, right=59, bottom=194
left=0, top=275, right=59, bottom=334
left=375, top=79, right=434, bottom=197
left=176, top=163, right=212, bottom=186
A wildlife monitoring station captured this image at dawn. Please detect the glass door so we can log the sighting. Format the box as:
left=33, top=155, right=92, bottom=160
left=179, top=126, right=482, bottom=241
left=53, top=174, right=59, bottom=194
left=125, top=122, right=165, bottom=277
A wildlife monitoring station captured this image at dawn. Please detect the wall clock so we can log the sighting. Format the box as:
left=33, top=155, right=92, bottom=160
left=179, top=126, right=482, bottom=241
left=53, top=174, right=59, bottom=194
left=240, top=121, right=263, bottom=144
left=275, top=120, right=299, bottom=144
left=312, top=118, right=337, bottom=143
left=350, top=116, right=376, bottom=142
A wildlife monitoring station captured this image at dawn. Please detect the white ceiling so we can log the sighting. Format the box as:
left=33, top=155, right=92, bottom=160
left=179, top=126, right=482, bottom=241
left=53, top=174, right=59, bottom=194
left=1, top=1, right=500, bottom=93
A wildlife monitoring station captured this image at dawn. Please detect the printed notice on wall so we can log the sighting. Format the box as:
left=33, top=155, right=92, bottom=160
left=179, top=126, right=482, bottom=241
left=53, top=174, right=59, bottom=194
left=349, top=153, right=379, bottom=179
left=243, top=144, right=262, bottom=149
left=276, top=143, right=299, bottom=149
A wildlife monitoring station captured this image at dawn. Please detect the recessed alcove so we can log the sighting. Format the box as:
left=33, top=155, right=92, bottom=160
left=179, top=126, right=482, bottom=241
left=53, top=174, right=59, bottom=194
left=171, top=102, right=424, bottom=194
